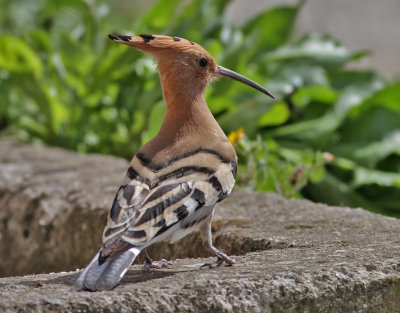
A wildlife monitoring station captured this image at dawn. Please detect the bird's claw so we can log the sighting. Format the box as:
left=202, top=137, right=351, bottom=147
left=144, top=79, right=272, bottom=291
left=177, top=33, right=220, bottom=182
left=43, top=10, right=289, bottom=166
left=200, top=258, right=223, bottom=269
left=142, top=258, right=173, bottom=272
left=200, top=256, right=235, bottom=269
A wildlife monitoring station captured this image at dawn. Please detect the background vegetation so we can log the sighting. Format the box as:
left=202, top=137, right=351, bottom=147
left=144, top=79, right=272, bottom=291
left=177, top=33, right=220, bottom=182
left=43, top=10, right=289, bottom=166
left=1, top=0, right=399, bottom=216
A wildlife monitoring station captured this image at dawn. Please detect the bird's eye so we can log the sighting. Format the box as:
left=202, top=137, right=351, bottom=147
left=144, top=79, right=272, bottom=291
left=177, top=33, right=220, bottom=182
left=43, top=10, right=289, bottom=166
left=198, top=58, right=208, bottom=68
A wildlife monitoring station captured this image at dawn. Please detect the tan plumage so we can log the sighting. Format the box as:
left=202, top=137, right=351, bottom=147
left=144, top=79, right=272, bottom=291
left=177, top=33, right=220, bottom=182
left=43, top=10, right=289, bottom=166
left=74, top=34, right=274, bottom=291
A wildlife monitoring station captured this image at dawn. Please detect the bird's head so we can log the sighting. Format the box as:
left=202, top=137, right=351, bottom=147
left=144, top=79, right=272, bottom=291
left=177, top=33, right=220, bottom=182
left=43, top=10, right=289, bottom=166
left=108, top=34, right=274, bottom=99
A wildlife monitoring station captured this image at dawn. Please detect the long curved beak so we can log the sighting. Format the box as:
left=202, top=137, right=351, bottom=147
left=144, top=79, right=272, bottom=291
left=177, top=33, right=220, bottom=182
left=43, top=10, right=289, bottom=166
left=215, top=65, right=274, bottom=99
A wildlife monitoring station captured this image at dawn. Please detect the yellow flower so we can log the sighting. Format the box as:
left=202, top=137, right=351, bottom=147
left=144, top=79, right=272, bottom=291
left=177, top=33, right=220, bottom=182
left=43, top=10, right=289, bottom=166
left=228, top=127, right=244, bottom=145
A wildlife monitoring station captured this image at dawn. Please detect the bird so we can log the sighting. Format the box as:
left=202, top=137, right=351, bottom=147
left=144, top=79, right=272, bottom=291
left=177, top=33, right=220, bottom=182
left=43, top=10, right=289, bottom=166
left=74, top=34, right=274, bottom=291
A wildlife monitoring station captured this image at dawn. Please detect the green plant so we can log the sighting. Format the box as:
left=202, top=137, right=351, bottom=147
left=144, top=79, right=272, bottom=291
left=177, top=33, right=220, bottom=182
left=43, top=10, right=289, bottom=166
left=229, top=128, right=330, bottom=198
left=1, top=0, right=399, bottom=216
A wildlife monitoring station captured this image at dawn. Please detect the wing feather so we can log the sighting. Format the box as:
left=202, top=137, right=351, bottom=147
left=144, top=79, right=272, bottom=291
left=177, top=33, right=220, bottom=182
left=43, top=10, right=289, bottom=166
left=100, top=149, right=237, bottom=261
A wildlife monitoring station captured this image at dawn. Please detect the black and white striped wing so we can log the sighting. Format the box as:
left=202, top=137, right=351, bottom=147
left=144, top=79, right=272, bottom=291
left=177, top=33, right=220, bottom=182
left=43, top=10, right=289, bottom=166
left=120, top=181, right=202, bottom=246
left=100, top=179, right=149, bottom=259
left=122, top=148, right=237, bottom=246
left=101, top=148, right=237, bottom=258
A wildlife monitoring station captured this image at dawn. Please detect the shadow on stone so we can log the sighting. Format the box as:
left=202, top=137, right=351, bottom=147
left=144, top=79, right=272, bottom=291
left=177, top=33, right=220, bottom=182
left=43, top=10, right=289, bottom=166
left=120, top=269, right=180, bottom=286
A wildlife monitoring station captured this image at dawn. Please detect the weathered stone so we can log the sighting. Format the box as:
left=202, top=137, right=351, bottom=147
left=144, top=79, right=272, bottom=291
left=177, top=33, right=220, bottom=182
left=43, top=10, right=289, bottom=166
left=0, top=138, right=127, bottom=276
left=1, top=137, right=400, bottom=312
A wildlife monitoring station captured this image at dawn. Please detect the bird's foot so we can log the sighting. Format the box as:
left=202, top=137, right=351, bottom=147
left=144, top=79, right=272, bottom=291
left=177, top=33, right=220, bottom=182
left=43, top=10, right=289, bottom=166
left=141, top=249, right=173, bottom=272
left=142, top=258, right=173, bottom=272
left=200, top=256, right=235, bottom=269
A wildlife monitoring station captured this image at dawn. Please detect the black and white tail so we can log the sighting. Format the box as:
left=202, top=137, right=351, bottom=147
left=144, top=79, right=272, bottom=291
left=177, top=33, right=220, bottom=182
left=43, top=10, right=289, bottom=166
left=74, top=247, right=141, bottom=291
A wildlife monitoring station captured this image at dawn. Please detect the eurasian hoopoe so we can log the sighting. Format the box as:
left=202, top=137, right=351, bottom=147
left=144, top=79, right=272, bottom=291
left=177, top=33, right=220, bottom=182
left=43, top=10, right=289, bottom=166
left=74, top=34, right=274, bottom=291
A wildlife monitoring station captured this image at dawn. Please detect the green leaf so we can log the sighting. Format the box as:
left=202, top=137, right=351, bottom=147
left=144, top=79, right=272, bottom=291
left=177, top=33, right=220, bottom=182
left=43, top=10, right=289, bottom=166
left=170, top=0, right=230, bottom=40
left=218, top=97, right=275, bottom=136
left=353, top=167, right=400, bottom=188
left=267, top=64, right=330, bottom=96
left=353, top=131, right=400, bottom=166
left=264, top=33, right=359, bottom=68
left=258, top=101, right=290, bottom=127
left=136, top=0, right=182, bottom=32
left=367, top=81, right=400, bottom=111
left=334, top=73, right=384, bottom=117
left=0, top=35, right=43, bottom=77
left=243, top=4, right=300, bottom=51
left=267, top=113, right=341, bottom=148
left=339, top=104, right=400, bottom=144
left=292, top=85, right=337, bottom=109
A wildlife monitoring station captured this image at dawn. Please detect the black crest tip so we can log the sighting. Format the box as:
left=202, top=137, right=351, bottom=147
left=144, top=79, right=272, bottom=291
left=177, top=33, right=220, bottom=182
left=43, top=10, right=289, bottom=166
left=139, top=34, right=155, bottom=43
left=108, top=34, right=132, bottom=42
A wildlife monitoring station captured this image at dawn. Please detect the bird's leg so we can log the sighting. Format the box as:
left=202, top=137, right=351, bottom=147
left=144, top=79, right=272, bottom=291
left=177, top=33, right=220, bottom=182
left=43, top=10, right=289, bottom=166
left=141, top=249, right=172, bottom=272
left=199, top=215, right=236, bottom=269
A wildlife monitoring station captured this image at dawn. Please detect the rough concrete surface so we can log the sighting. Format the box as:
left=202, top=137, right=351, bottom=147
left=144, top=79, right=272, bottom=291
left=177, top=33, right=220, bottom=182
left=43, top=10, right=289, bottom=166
left=1, top=138, right=400, bottom=312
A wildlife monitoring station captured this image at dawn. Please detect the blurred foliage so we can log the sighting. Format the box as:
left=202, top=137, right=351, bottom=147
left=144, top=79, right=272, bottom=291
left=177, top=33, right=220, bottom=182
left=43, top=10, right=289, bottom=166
left=228, top=128, right=331, bottom=198
left=1, top=0, right=399, bottom=216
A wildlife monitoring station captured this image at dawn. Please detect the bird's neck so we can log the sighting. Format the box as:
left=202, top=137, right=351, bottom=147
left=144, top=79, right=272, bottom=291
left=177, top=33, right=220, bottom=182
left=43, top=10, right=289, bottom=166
left=158, top=70, right=221, bottom=138
left=139, top=69, right=231, bottom=161
left=161, top=87, right=209, bottom=132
